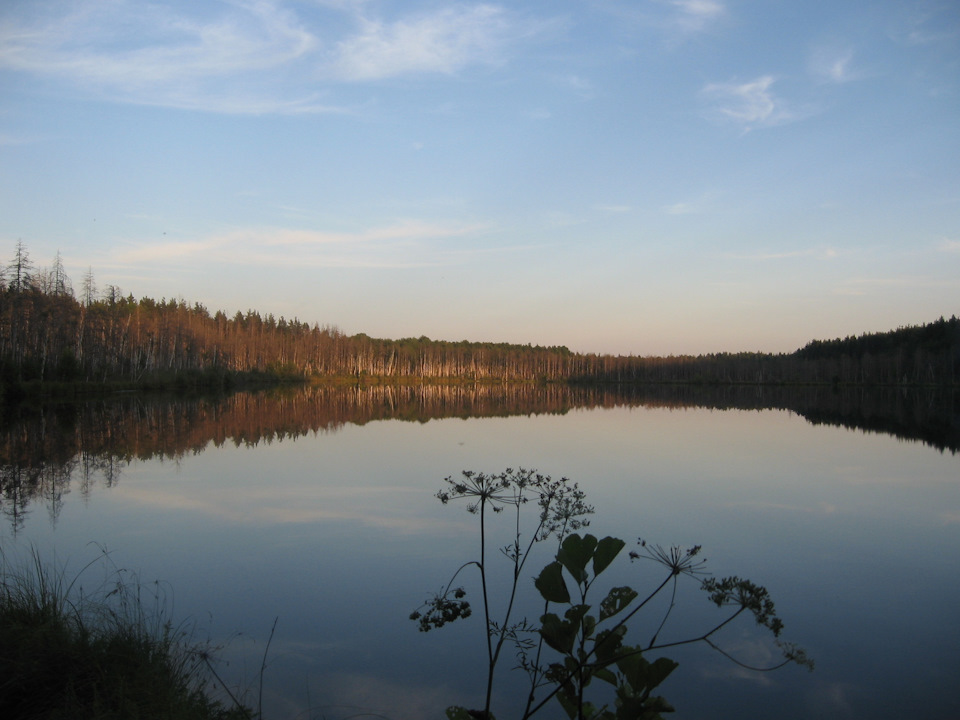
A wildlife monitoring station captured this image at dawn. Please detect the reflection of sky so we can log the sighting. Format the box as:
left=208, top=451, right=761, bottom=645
left=6, top=407, right=960, bottom=720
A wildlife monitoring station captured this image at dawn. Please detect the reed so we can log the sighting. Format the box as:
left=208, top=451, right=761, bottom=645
left=0, top=548, right=254, bottom=720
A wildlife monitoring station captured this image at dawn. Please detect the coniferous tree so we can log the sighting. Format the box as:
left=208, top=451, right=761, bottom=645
left=80, top=267, right=97, bottom=306
left=51, top=250, right=72, bottom=297
left=7, top=240, right=34, bottom=293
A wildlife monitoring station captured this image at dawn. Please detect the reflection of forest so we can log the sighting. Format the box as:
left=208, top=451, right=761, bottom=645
left=2, top=384, right=957, bottom=528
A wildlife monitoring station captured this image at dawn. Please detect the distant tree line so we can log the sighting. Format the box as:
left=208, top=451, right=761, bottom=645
left=1, top=242, right=958, bottom=395
left=570, top=315, right=960, bottom=387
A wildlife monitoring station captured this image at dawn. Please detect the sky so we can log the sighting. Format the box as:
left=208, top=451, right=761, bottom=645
left=1, top=0, right=958, bottom=356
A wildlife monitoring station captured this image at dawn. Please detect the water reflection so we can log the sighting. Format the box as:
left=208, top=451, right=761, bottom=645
left=1, top=385, right=958, bottom=720
left=2, top=384, right=957, bottom=528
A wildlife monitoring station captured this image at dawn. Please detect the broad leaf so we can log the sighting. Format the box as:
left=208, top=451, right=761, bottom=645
left=614, top=645, right=647, bottom=688
left=593, top=536, right=625, bottom=576
left=535, top=561, right=570, bottom=603
left=646, top=657, right=679, bottom=688
left=557, top=533, right=597, bottom=583
left=593, top=666, right=618, bottom=686
left=446, top=707, right=490, bottom=720
left=564, top=603, right=591, bottom=627
left=599, top=585, right=638, bottom=621
left=593, top=626, right=626, bottom=665
left=616, top=649, right=678, bottom=694
left=580, top=701, right=600, bottom=720
left=613, top=694, right=649, bottom=720
left=540, top=612, right=576, bottom=654
left=582, top=612, right=597, bottom=640
left=555, top=689, right=578, bottom=720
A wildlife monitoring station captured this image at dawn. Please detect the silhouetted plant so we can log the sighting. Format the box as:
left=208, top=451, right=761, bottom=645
left=412, top=469, right=812, bottom=720
left=0, top=546, right=254, bottom=720
left=411, top=468, right=593, bottom=716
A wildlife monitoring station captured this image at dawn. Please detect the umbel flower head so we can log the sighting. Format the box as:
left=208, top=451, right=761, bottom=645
left=630, top=538, right=708, bottom=577
left=436, top=468, right=593, bottom=539
left=436, top=469, right=517, bottom=514
left=409, top=586, right=471, bottom=632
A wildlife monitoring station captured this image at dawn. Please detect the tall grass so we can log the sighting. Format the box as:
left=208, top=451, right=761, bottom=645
left=0, top=548, right=254, bottom=720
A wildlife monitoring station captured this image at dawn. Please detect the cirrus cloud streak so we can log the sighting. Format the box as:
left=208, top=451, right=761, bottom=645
left=0, top=1, right=545, bottom=113
left=112, top=219, right=491, bottom=269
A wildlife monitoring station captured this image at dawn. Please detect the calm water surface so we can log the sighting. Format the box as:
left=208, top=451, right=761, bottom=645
left=2, top=388, right=958, bottom=719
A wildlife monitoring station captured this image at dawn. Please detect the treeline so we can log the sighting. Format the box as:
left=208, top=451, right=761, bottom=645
left=571, top=316, right=960, bottom=386
left=1, top=242, right=958, bottom=393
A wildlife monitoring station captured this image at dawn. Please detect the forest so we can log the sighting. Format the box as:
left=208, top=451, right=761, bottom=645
left=1, top=241, right=958, bottom=396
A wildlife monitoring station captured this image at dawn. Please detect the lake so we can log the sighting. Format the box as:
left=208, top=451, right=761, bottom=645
left=2, top=384, right=958, bottom=719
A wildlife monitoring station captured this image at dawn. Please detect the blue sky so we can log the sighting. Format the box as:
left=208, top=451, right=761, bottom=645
left=1, top=0, right=958, bottom=355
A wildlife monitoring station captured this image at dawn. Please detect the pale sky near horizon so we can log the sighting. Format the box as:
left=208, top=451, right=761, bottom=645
left=1, top=0, right=958, bottom=356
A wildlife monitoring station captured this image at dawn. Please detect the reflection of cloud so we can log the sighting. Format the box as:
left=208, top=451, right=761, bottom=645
left=111, top=484, right=464, bottom=534
left=319, top=671, right=459, bottom=720
left=804, top=680, right=856, bottom=716
left=723, top=499, right=838, bottom=515
left=697, top=634, right=780, bottom=685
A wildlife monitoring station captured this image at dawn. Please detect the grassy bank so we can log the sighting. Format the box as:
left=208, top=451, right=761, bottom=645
left=0, top=550, right=254, bottom=720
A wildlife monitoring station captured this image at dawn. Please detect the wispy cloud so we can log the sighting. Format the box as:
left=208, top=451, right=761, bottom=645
left=0, top=0, right=330, bottom=114
left=701, top=75, right=796, bottom=130
left=939, top=238, right=960, bottom=253
left=893, top=5, right=960, bottom=47
left=0, top=1, right=545, bottom=113
left=259, top=219, right=481, bottom=246
left=328, top=5, right=518, bottom=81
left=662, top=190, right=718, bottom=215
left=663, top=202, right=698, bottom=215
left=666, top=0, right=725, bottom=34
left=522, top=107, right=552, bottom=120
left=809, top=47, right=859, bottom=84
left=833, top=275, right=942, bottom=296
left=114, top=219, right=487, bottom=269
left=0, top=132, right=43, bottom=146
left=556, top=73, right=594, bottom=100
left=726, top=247, right=840, bottom=261
left=573, top=0, right=724, bottom=43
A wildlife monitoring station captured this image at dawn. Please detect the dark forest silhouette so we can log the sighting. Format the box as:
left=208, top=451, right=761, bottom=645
left=1, top=242, right=958, bottom=394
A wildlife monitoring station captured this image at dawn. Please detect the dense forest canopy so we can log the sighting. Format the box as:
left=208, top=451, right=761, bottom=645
left=1, top=242, right=958, bottom=392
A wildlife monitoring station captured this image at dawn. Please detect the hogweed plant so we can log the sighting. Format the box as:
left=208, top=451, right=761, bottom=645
left=411, top=469, right=812, bottom=720
left=411, top=469, right=593, bottom=716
